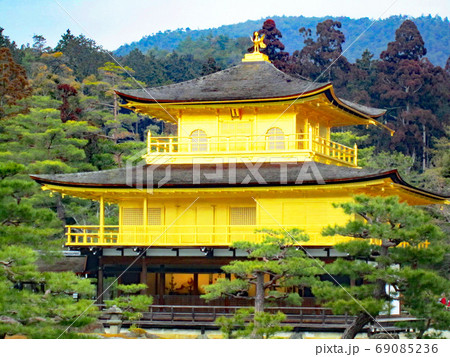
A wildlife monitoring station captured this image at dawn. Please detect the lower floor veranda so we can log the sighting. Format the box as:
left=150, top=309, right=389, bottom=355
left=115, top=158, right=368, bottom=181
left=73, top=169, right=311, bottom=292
left=91, top=247, right=354, bottom=307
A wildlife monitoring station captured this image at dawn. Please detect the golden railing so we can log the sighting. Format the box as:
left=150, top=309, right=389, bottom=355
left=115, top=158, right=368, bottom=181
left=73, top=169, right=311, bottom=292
left=66, top=226, right=428, bottom=248
left=146, top=132, right=357, bottom=166
left=65, top=225, right=347, bottom=247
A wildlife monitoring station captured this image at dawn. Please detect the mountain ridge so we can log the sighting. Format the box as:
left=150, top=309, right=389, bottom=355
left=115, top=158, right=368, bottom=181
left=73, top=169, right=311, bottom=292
left=114, top=15, right=450, bottom=67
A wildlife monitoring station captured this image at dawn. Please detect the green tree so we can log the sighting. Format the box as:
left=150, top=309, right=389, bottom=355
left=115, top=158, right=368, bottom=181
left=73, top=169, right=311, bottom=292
left=330, top=131, right=374, bottom=167
left=106, top=284, right=153, bottom=325
left=97, top=62, right=142, bottom=143
left=122, top=49, right=166, bottom=86
left=363, top=151, right=415, bottom=181
left=55, top=30, right=110, bottom=80
left=215, top=308, right=291, bottom=339
left=0, top=27, right=22, bottom=63
left=0, top=165, right=98, bottom=338
left=202, top=229, right=324, bottom=338
left=313, top=195, right=447, bottom=339
left=395, top=268, right=450, bottom=338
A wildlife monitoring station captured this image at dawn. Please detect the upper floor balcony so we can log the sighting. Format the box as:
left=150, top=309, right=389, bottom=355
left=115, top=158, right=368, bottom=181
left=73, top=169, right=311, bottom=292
left=65, top=225, right=429, bottom=249
left=143, top=129, right=358, bottom=167
left=65, top=224, right=349, bottom=247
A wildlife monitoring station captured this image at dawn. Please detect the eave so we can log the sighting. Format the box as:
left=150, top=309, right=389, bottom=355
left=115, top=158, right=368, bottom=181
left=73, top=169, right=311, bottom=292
left=30, top=171, right=448, bottom=205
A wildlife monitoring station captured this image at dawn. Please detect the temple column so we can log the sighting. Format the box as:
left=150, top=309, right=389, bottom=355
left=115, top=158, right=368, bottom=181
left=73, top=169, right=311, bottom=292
left=193, top=273, right=199, bottom=295
left=158, top=265, right=165, bottom=305
left=225, top=273, right=231, bottom=310
left=96, top=257, right=104, bottom=304
left=140, top=257, right=147, bottom=295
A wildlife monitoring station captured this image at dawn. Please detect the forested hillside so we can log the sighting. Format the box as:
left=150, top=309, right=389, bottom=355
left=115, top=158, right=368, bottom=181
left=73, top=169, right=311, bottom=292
left=115, top=15, right=450, bottom=67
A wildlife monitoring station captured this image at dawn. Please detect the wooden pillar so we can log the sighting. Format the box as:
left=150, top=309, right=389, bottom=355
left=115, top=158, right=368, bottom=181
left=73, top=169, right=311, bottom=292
left=158, top=265, right=165, bottom=305
left=193, top=273, right=199, bottom=295
left=99, top=196, right=104, bottom=242
left=96, top=257, right=104, bottom=304
left=140, top=257, right=147, bottom=295
left=224, top=273, right=231, bottom=310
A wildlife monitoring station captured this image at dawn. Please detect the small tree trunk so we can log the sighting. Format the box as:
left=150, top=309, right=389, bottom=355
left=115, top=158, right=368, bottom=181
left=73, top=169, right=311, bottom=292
left=251, top=271, right=265, bottom=338
left=422, top=124, right=426, bottom=171
left=342, top=312, right=372, bottom=339
left=113, top=91, right=118, bottom=144
left=55, top=194, right=65, bottom=222
left=416, top=318, right=431, bottom=339
left=255, top=272, right=265, bottom=313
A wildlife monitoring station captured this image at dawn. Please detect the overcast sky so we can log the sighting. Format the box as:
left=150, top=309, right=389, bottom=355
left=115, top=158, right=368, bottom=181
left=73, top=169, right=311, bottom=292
left=1, top=0, right=449, bottom=51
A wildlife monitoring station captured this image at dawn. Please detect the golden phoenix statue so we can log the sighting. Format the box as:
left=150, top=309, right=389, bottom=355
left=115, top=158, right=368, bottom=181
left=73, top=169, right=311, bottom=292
left=251, top=32, right=266, bottom=53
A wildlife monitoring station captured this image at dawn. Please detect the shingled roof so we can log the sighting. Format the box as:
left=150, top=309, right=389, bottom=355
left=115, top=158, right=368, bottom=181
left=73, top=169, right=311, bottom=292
left=30, top=162, right=447, bottom=201
left=116, top=61, right=386, bottom=118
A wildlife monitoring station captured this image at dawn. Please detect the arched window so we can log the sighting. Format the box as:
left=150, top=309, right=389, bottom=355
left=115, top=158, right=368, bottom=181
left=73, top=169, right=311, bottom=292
left=266, top=127, right=285, bottom=150
left=190, top=129, right=208, bottom=152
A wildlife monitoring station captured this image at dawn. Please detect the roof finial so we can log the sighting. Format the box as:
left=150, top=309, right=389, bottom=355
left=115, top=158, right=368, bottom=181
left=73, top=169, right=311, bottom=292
left=251, top=32, right=266, bottom=54
left=242, top=31, right=270, bottom=63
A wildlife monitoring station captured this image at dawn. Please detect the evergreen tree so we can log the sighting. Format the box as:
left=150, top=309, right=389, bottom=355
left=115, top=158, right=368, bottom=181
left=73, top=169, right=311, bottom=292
left=372, top=20, right=449, bottom=171
left=0, top=27, right=22, bottom=63
left=313, top=195, right=448, bottom=339
left=251, top=19, right=289, bottom=70
left=290, top=19, right=352, bottom=87
left=55, top=30, right=110, bottom=80
left=202, top=229, right=323, bottom=338
left=122, top=48, right=166, bottom=86
left=380, top=20, right=427, bottom=63
left=106, top=284, right=153, bottom=324
left=200, top=57, right=222, bottom=76
left=0, top=164, right=98, bottom=338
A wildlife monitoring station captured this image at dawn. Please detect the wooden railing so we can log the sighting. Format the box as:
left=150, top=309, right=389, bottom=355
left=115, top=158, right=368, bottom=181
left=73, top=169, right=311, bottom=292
left=145, top=131, right=358, bottom=166
left=100, top=304, right=418, bottom=331
left=65, top=224, right=346, bottom=247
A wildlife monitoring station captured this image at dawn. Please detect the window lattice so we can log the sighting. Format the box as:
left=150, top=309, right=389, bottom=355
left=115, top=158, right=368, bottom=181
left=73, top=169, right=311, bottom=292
left=230, top=207, right=256, bottom=225
left=123, top=208, right=143, bottom=225
left=148, top=208, right=162, bottom=225
left=190, top=129, right=208, bottom=152
left=267, top=127, right=285, bottom=150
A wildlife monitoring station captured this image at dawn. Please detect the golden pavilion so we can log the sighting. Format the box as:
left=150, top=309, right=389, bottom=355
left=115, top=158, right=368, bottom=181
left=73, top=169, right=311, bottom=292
left=30, top=42, right=448, bottom=306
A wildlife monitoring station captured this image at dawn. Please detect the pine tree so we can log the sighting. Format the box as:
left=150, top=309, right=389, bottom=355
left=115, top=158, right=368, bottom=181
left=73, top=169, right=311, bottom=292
left=106, top=284, right=153, bottom=324
left=55, top=30, right=110, bottom=80
left=202, top=229, right=324, bottom=338
left=313, top=195, right=448, bottom=339
left=0, top=164, right=98, bottom=338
